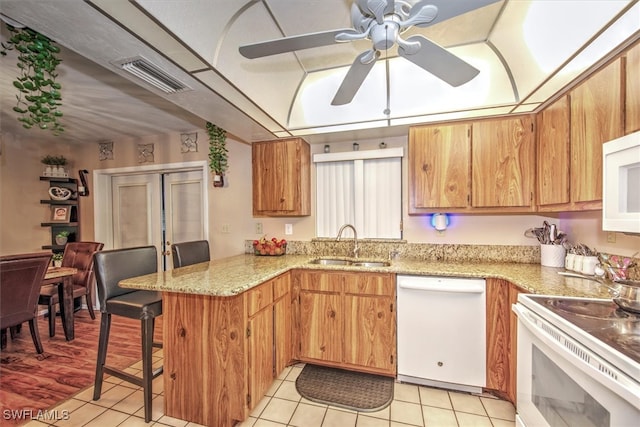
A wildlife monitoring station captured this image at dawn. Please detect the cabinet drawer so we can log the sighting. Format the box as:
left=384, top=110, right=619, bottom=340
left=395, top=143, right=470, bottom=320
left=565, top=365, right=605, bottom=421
left=273, top=273, right=290, bottom=300
left=247, top=282, right=273, bottom=317
left=300, top=271, right=342, bottom=292
left=343, top=273, right=394, bottom=296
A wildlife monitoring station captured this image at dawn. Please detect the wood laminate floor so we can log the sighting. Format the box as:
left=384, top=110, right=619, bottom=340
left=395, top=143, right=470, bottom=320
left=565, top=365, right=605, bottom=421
left=0, top=309, right=162, bottom=426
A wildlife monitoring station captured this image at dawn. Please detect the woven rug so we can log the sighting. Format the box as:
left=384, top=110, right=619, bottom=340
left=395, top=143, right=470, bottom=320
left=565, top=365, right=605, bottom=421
left=295, top=364, right=394, bottom=412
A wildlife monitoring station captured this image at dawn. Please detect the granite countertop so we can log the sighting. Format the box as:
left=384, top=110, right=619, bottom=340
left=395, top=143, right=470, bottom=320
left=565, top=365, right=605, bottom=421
left=118, top=254, right=612, bottom=299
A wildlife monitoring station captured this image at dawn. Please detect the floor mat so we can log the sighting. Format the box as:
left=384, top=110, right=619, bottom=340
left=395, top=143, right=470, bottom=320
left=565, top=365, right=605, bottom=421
left=295, top=364, right=394, bottom=412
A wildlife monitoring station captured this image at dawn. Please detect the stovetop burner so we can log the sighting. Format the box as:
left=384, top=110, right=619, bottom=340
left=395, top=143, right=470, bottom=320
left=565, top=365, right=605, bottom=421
left=544, top=298, right=639, bottom=320
left=524, top=295, right=640, bottom=366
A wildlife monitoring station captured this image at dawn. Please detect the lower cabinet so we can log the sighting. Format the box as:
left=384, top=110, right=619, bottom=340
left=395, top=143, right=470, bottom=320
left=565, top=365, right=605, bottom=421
left=294, top=269, right=396, bottom=376
left=486, top=278, right=524, bottom=404
left=164, top=272, right=292, bottom=426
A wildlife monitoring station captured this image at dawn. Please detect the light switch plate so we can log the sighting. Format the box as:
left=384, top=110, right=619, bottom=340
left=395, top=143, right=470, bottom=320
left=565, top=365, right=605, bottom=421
left=285, top=224, right=293, bottom=235
left=255, top=222, right=263, bottom=234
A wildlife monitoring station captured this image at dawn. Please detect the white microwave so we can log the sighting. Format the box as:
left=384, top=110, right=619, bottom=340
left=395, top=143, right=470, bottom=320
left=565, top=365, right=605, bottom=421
left=602, top=130, right=640, bottom=234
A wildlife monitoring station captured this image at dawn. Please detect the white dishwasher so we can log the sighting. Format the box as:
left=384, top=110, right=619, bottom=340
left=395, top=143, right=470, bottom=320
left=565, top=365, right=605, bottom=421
left=397, top=275, right=486, bottom=393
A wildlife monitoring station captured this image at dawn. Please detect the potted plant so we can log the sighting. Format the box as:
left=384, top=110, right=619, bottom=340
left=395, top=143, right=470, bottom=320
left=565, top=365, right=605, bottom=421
left=1, top=24, right=64, bottom=135
left=51, top=252, right=63, bottom=267
left=41, top=154, right=67, bottom=176
left=206, top=122, right=228, bottom=187
left=55, top=230, right=69, bottom=245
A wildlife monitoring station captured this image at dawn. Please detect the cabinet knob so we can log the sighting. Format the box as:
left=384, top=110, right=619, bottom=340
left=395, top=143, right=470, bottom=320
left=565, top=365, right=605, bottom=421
left=178, top=327, right=186, bottom=337
left=170, top=373, right=176, bottom=380
left=422, top=164, right=429, bottom=172
left=437, top=361, right=443, bottom=367
left=329, top=310, right=336, bottom=318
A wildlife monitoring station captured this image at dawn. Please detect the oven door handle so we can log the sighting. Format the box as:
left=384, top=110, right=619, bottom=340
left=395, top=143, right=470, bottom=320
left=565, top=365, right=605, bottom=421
left=513, top=303, right=640, bottom=408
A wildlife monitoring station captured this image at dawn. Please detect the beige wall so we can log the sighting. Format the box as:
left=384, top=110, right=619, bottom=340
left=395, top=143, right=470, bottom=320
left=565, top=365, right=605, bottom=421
left=1, top=130, right=638, bottom=259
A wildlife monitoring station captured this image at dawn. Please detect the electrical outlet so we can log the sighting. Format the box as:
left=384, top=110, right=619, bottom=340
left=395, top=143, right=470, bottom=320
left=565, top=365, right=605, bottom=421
left=285, top=224, right=293, bottom=235
left=221, top=224, right=230, bottom=233
left=255, top=222, right=263, bottom=234
left=607, top=231, right=616, bottom=243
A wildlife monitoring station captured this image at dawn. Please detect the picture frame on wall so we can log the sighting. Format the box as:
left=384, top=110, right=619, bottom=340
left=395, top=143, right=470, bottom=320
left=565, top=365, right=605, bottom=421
left=50, top=206, right=71, bottom=222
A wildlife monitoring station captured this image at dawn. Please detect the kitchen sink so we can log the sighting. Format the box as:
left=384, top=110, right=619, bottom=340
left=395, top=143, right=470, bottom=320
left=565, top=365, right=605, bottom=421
left=308, top=258, right=390, bottom=267
left=308, top=258, right=351, bottom=265
left=350, top=261, right=391, bottom=267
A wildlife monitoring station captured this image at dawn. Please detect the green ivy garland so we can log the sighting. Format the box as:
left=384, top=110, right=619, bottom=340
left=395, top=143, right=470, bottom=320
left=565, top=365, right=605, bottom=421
left=206, top=122, right=228, bottom=175
left=1, top=24, right=64, bottom=134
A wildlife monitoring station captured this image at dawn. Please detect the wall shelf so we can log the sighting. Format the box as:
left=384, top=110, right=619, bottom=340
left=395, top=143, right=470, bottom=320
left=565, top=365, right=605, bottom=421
left=41, top=177, right=80, bottom=252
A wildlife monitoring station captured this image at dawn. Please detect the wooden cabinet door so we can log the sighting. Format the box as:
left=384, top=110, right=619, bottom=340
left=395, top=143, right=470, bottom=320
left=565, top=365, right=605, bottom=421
left=252, top=138, right=310, bottom=216
left=570, top=59, right=623, bottom=204
left=537, top=96, right=570, bottom=208
left=271, top=272, right=292, bottom=375
left=625, top=42, right=640, bottom=134
left=472, top=117, right=535, bottom=208
left=248, top=306, right=274, bottom=410
left=299, top=291, right=342, bottom=363
left=409, top=124, right=471, bottom=211
left=343, top=272, right=395, bottom=374
left=485, top=278, right=523, bottom=404
left=343, top=294, right=395, bottom=373
left=485, top=278, right=511, bottom=397
left=507, top=283, right=522, bottom=404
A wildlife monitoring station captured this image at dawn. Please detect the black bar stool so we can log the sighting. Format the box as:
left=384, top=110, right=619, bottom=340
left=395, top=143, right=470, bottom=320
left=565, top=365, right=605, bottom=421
left=171, top=239, right=210, bottom=267
left=92, top=246, right=162, bottom=423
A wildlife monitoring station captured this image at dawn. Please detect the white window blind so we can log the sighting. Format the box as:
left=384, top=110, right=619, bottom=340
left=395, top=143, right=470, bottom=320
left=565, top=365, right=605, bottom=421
left=314, top=148, right=403, bottom=239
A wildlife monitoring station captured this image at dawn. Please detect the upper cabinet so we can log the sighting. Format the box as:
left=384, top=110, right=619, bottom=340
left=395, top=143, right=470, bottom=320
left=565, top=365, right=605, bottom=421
left=537, top=96, right=571, bottom=209
left=408, top=117, right=535, bottom=214
left=570, top=58, right=623, bottom=206
left=472, top=117, right=535, bottom=209
left=625, top=42, right=640, bottom=134
left=408, top=124, right=471, bottom=212
left=252, top=138, right=310, bottom=216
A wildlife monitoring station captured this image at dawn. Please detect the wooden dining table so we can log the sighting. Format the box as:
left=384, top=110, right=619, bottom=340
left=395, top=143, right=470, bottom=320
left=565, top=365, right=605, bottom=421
left=43, top=266, right=77, bottom=341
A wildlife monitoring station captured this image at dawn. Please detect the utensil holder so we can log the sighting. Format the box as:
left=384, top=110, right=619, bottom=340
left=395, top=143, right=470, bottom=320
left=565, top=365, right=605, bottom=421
left=541, top=244, right=566, bottom=268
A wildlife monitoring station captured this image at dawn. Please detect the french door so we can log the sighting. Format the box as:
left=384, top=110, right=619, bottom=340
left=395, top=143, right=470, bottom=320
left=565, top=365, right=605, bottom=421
left=111, top=170, right=205, bottom=270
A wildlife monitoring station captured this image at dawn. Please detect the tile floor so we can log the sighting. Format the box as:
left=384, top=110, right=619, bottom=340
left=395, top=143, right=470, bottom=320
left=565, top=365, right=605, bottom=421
left=22, top=350, right=516, bottom=427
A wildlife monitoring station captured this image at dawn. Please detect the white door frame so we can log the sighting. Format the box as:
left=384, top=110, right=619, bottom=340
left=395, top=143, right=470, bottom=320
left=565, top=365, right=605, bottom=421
left=93, top=161, right=209, bottom=251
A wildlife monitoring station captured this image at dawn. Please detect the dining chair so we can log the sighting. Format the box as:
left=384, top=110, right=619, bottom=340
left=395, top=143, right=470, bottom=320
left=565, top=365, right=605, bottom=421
left=92, top=246, right=163, bottom=423
left=171, top=239, right=210, bottom=268
left=39, top=241, right=104, bottom=337
left=0, top=253, right=52, bottom=354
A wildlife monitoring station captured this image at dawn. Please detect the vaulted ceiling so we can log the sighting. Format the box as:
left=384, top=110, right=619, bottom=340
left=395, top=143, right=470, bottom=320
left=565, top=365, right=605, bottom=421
left=1, top=0, right=638, bottom=145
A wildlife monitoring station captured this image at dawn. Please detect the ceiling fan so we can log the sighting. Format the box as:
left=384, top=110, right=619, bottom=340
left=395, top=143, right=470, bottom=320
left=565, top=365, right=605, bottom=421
left=239, top=0, right=500, bottom=106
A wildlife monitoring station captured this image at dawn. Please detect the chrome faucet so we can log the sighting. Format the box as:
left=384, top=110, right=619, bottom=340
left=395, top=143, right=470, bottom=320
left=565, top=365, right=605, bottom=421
left=336, top=224, right=359, bottom=258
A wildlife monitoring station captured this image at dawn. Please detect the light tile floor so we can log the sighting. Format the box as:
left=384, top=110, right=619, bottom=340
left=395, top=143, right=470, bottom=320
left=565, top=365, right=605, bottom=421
left=22, top=351, right=516, bottom=427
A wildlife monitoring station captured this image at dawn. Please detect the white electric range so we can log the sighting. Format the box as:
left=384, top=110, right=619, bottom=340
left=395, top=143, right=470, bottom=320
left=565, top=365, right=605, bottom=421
left=513, top=294, right=640, bottom=427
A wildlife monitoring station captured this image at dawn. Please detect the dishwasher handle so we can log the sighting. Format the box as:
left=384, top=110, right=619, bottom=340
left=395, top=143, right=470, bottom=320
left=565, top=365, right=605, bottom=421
left=398, top=281, right=485, bottom=294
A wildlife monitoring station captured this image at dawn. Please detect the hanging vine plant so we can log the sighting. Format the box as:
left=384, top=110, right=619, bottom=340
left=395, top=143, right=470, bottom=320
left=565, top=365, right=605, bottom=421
left=1, top=24, right=64, bottom=134
left=206, top=121, right=228, bottom=187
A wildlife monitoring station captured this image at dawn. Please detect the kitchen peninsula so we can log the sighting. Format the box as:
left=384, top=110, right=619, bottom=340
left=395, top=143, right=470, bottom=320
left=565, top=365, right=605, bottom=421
left=119, top=253, right=611, bottom=426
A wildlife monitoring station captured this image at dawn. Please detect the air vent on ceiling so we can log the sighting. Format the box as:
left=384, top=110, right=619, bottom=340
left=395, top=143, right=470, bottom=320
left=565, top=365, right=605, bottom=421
left=113, top=56, right=190, bottom=94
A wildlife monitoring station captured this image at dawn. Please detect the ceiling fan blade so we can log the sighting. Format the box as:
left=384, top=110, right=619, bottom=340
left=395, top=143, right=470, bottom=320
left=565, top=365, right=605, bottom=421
left=331, top=50, right=379, bottom=105
left=410, top=0, right=501, bottom=28
left=398, top=35, right=479, bottom=87
left=239, top=29, right=358, bottom=59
